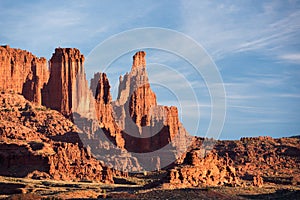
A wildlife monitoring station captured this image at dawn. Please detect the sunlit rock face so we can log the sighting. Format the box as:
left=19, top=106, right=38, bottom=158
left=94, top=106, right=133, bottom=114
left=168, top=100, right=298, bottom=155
left=0, top=45, right=49, bottom=105
left=42, top=48, right=94, bottom=119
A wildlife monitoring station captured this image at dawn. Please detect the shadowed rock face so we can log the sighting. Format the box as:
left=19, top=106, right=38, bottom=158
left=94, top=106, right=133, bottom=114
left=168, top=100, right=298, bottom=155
left=0, top=143, right=50, bottom=177
left=0, top=45, right=49, bottom=105
left=93, top=72, right=125, bottom=149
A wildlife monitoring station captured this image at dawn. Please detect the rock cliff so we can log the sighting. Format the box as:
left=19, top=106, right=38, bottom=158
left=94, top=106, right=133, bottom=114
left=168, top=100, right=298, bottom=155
left=42, top=48, right=94, bottom=118
left=0, top=45, right=49, bottom=105
left=167, top=151, right=240, bottom=187
left=164, top=137, right=240, bottom=188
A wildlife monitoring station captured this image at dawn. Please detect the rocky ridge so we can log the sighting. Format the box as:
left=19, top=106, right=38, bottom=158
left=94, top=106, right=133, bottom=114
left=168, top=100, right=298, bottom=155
left=0, top=93, right=113, bottom=183
left=215, top=136, right=300, bottom=186
left=163, top=135, right=300, bottom=188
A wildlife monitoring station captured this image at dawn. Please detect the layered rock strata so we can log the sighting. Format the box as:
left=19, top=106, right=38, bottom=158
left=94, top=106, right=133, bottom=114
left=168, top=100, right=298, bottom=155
left=42, top=48, right=94, bottom=118
left=0, top=45, right=49, bottom=104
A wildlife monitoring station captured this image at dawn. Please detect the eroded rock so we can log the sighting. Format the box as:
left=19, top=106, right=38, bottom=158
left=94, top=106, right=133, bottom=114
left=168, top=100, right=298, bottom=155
left=0, top=45, right=49, bottom=104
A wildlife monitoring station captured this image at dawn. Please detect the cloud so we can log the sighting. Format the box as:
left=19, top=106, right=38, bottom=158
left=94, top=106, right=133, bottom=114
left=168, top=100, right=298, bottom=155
left=180, top=1, right=300, bottom=62
left=277, top=93, right=300, bottom=98
left=279, top=53, right=300, bottom=64
left=0, top=0, right=160, bottom=57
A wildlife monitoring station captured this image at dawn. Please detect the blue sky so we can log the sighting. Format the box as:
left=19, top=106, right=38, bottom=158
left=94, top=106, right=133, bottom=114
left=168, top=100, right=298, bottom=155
left=0, top=0, right=299, bottom=139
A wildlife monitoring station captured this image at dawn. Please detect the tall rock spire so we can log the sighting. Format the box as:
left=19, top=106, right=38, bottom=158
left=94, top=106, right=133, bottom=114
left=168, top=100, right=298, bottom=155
left=92, top=72, right=125, bottom=148
left=42, top=48, right=93, bottom=118
left=115, top=51, right=156, bottom=128
left=132, top=51, right=146, bottom=69
left=113, top=51, right=190, bottom=157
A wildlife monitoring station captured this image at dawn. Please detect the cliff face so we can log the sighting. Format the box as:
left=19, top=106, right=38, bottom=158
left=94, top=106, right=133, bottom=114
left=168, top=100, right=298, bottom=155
left=42, top=48, right=94, bottom=118
left=93, top=72, right=125, bottom=148
left=0, top=45, right=49, bottom=104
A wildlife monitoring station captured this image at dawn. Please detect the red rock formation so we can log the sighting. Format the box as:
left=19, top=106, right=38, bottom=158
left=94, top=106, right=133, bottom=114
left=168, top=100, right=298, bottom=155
left=49, top=142, right=112, bottom=183
left=132, top=51, right=146, bottom=68
left=42, top=48, right=94, bottom=118
left=93, top=72, right=125, bottom=148
left=166, top=150, right=240, bottom=187
left=112, top=51, right=191, bottom=168
left=0, top=47, right=190, bottom=173
left=129, top=83, right=157, bottom=127
left=2, top=46, right=300, bottom=188
left=0, top=93, right=113, bottom=183
left=0, top=45, right=49, bottom=104
left=214, top=136, right=300, bottom=185
left=127, top=51, right=157, bottom=126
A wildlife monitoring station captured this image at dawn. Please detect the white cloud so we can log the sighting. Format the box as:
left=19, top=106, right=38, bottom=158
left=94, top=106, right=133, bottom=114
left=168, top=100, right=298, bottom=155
left=279, top=53, right=300, bottom=64
left=180, top=1, right=300, bottom=62
left=0, top=0, right=159, bottom=57
left=277, top=93, right=300, bottom=98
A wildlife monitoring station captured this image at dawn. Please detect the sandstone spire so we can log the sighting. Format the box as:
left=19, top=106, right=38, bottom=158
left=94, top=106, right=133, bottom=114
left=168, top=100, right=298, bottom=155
left=42, top=48, right=91, bottom=118
left=113, top=51, right=190, bottom=156
left=92, top=72, right=125, bottom=148
left=132, top=51, right=146, bottom=69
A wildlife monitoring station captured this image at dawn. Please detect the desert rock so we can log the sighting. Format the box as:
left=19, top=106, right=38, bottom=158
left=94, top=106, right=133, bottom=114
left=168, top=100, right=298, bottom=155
left=0, top=93, right=113, bottom=183
left=0, top=45, right=49, bottom=105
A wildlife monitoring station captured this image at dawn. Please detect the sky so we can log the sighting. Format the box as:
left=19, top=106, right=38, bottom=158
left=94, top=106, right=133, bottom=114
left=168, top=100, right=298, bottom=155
left=0, top=0, right=299, bottom=139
